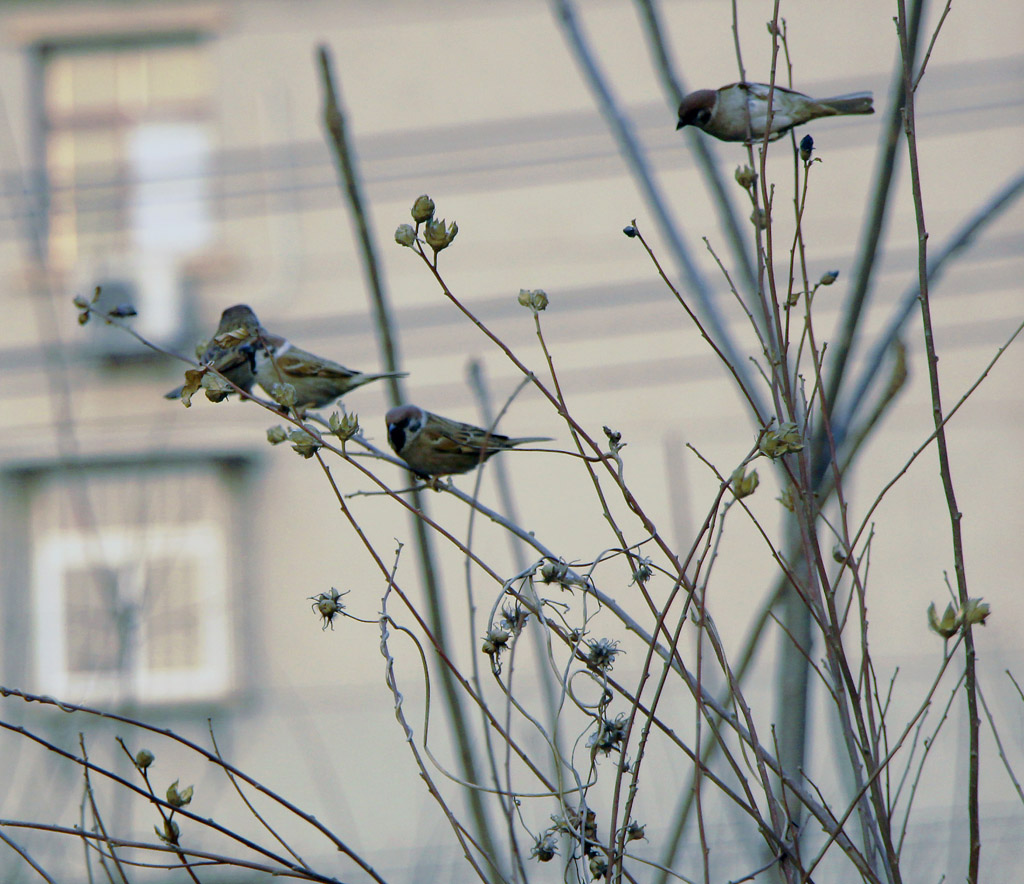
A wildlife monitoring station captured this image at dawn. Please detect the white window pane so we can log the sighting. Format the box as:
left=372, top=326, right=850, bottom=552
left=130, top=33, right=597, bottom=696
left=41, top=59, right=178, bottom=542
left=130, top=122, right=211, bottom=252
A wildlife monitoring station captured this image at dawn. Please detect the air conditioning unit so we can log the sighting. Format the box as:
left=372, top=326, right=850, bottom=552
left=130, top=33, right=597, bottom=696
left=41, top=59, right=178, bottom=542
left=80, top=253, right=191, bottom=361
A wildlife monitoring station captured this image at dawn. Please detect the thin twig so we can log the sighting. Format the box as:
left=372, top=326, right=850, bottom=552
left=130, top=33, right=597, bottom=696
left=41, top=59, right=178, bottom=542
left=913, top=0, right=954, bottom=92
left=632, top=0, right=756, bottom=294
left=315, top=46, right=499, bottom=868
left=548, top=0, right=766, bottom=421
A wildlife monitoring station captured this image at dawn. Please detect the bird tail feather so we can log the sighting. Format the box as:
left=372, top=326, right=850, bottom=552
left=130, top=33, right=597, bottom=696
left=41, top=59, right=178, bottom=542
left=509, top=436, right=555, bottom=446
left=820, top=92, right=874, bottom=115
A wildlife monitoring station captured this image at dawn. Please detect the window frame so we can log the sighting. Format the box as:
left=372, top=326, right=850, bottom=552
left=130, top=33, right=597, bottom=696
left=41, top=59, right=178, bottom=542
left=32, top=520, right=233, bottom=704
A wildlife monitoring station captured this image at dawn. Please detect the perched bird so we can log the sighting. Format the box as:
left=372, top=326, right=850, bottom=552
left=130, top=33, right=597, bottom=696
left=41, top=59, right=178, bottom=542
left=386, top=404, right=552, bottom=477
left=165, top=303, right=261, bottom=399
left=254, top=333, right=406, bottom=411
left=676, top=82, right=873, bottom=142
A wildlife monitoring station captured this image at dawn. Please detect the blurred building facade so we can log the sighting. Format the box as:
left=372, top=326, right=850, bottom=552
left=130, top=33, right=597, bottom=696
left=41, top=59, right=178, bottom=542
left=0, top=1, right=1021, bottom=881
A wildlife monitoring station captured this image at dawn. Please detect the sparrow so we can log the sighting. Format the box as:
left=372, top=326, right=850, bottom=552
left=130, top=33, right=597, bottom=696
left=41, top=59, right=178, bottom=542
left=676, top=82, right=873, bottom=142
left=385, top=404, right=552, bottom=477
left=254, top=333, right=407, bottom=411
left=165, top=304, right=261, bottom=399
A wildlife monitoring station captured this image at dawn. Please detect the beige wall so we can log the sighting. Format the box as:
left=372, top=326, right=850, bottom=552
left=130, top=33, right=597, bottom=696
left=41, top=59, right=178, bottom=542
left=0, top=1, right=1021, bottom=880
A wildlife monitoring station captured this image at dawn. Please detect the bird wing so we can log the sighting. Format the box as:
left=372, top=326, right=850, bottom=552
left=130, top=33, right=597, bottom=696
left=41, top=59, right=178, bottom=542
left=427, top=415, right=510, bottom=453
left=735, top=82, right=806, bottom=139
left=274, top=351, right=359, bottom=379
left=737, top=82, right=805, bottom=100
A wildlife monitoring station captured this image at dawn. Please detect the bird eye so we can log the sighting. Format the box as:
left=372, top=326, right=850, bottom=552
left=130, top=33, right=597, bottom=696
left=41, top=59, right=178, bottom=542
left=695, top=109, right=711, bottom=127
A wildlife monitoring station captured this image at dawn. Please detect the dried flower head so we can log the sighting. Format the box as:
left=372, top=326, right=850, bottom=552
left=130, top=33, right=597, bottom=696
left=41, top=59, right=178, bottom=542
left=540, top=559, right=570, bottom=585
left=625, top=820, right=646, bottom=842
left=499, top=603, right=529, bottom=634
left=424, top=217, right=458, bottom=254
left=588, top=713, right=628, bottom=755
left=531, top=833, right=558, bottom=862
left=585, top=637, right=621, bottom=672
left=266, top=425, right=288, bottom=445
left=630, top=556, right=653, bottom=585
left=329, top=411, right=360, bottom=443
left=759, top=422, right=804, bottom=458
left=481, top=626, right=511, bottom=656
left=310, top=587, right=348, bottom=630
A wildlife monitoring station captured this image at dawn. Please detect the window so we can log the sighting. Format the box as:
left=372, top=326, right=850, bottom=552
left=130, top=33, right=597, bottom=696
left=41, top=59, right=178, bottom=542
left=39, top=36, right=213, bottom=347
left=29, top=461, right=237, bottom=705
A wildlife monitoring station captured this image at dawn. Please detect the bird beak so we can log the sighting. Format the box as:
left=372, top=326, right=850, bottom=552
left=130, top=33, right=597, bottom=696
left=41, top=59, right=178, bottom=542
left=676, top=120, right=685, bottom=130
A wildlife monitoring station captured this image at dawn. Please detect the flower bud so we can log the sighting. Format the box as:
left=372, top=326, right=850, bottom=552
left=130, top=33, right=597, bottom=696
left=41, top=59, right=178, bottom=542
left=625, top=821, right=646, bottom=842
left=517, top=288, right=548, bottom=312
left=819, top=270, right=839, bottom=286
left=411, top=194, right=435, bottom=223
left=394, top=224, right=417, bottom=247
left=623, top=224, right=637, bottom=238
left=730, top=465, right=760, bottom=499
left=735, top=165, right=757, bottom=189
left=266, top=425, right=288, bottom=445
left=156, top=819, right=180, bottom=844
left=832, top=542, right=853, bottom=565
left=134, top=749, right=155, bottom=770
left=166, top=779, right=193, bottom=808
left=269, top=382, right=297, bottom=408
left=202, top=373, right=234, bottom=403
left=927, top=601, right=958, bottom=638
left=960, top=598, right=990, bottom=627
left=777, top=486, right=796, bottom=511
left=287, top=429, right=321, bottom=459
left=750, top=207, right=768, bottom=230
left=799, top=134, right=814, bottom=162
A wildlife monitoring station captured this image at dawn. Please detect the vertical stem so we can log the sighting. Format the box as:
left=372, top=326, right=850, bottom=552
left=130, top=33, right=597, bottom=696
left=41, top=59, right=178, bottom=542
left=893, top=6, right=980, bottom=882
